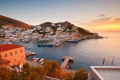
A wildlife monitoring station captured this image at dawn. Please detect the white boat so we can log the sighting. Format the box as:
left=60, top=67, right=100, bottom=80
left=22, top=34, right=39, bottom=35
left=38, top=58, right=44, bottom=63
left=31, top=57, right=39, bottom=62
left=22, top=39, right=29, bottom=43
left=30, top=52, right=37, bottom=55
left=67, top=39, right=79, bottom=43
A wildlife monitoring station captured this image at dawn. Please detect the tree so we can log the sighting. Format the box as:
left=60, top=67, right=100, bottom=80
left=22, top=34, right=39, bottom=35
left=67, top=25, right=73, bottom=30
left=65, top=71, right=74, bottom=80
left=73, top=68, right=88, bottom=80
left=0, top=59, right=88, bottom=80
left=23, top=62, right=29, bottom=70
left=43, top=59, right=53, bottom=76
left=0, top=67, right=13, bottom=80
left=22, top=66, right=42, bottom=80
left=43, top=59, right=62, bottom=78
left=77, top=27, right=94, bottom=35
left=51, top=60, right=61, bottom=78
left=36, top=66, right=45, bottom=79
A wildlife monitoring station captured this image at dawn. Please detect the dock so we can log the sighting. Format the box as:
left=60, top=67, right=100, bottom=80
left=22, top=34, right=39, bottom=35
left=60, top=56, right=74, bottom=69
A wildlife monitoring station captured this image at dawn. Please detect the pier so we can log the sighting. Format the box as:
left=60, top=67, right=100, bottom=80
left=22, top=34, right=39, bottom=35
left=60, top=56, right=74, bottom=69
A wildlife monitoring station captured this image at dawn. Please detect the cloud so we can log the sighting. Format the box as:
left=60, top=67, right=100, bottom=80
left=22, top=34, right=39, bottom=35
left=80, top=17, right=120, bottom=27
left=99, top=14, right=105, bottom=17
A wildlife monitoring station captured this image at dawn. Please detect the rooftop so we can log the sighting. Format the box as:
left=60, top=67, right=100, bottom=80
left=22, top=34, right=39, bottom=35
left=0, top=44, right=23, bottom=52
left=90, top=66, right=120, bottom=80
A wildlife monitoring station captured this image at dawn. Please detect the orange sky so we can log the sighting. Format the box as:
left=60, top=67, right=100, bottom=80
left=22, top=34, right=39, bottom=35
left=87, top=25, right=120, bottom=32
left=80, top=17, right=120, bottom=32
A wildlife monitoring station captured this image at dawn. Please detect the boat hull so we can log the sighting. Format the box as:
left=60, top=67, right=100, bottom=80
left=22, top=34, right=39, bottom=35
left=67, top=40, right=79, bottom=43
left=38, top=44, right=53, bottom=47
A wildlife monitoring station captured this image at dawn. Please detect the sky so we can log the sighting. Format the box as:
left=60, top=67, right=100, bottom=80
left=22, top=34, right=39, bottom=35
left=0, top=0, right=120, bottom=32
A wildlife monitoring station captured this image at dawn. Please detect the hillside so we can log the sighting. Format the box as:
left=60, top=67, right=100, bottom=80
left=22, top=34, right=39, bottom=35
left=0, top=15, right=31, bottom=28
left=38, top=21, right=94, bottom=35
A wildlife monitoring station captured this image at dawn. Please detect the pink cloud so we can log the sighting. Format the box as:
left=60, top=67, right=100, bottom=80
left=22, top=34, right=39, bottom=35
left=80, top=17, right=120, bottom=27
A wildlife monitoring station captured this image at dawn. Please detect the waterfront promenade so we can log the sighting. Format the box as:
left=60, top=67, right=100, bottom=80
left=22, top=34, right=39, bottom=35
left=26, top=59, right=41, bottom=67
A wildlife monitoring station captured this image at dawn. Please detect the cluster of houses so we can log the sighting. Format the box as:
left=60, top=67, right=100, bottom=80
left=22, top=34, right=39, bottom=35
left=0, top=23, right=80, bottom=44
left=0, top=26, right=39, bottom=44
left=0, top=22, right=101, bottom=46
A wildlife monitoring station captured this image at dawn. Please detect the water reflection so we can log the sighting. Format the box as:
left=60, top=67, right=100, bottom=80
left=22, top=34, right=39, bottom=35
left=16, top=32, right=120, bottom=71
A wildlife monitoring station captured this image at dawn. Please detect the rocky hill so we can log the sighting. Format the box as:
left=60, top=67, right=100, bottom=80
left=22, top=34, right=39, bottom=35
left=0, top=15, right=31, bottom=28
left=38, top=21, right=94, bottom=35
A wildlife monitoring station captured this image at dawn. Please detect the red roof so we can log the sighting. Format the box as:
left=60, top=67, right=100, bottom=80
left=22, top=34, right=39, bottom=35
left=0, top=44, right=23, bottom=52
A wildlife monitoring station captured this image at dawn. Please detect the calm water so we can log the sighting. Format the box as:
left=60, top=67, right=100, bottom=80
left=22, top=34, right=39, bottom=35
left=15, top=32, right=120, bottom=71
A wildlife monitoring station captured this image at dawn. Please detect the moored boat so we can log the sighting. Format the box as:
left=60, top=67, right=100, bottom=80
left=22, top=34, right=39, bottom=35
left=31, top=57, right=39, bottom=62
left=67, top=39, right=79, bottom=43
left=38, top=58, right=44, bottom=64
left=38, top=43, right=53, bottom=47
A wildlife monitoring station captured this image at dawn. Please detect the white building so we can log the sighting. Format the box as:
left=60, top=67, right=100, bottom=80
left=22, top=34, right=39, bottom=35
left=89, top=66, right=120, bottom=80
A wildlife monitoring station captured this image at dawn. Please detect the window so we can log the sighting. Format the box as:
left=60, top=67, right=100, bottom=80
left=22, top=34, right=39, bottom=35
left=22, top=56, right=23, bottom=58
left=5, top=54, right=7, bottom=57
left=10, top=52, right=12, bottom=56
left=15, top=51, right=17, bottom=54
left=14, top=59, right=16, bottom=61
left=20, top=50, right=22, bottom=53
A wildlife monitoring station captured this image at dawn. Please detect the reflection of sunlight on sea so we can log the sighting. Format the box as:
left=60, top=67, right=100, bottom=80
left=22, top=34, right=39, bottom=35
left=15, top=32, right=120, bottom=71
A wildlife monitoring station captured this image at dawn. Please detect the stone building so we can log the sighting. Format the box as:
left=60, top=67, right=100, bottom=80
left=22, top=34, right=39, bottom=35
left=0, top=44, right=25, bottom=66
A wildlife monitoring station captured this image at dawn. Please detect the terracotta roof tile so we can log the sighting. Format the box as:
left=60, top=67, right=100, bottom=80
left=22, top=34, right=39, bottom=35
left=0, top=44, right=23, bottom=52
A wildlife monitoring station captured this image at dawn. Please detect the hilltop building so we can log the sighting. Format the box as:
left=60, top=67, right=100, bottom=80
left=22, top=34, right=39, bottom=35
left=0, top=44, right=25, bottom=66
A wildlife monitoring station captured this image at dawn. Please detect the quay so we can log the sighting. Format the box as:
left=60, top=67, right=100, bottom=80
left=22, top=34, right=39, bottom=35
left=60, top=56, right=74, bottom=69
left=26, top=59, right=41, bottom=67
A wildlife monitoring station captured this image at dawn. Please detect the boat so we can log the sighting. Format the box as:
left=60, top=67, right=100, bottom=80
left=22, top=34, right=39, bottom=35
left=31, top=57, right=39, bottom=62
left=54, top=42, right=61, bottom=47
left=67, top=39, right=79, bottom=43
left=38, top=43, right=53, bottom=47
left=38, top=58, right=44, bottom=64
left=22, top=39, right=29, bottom=43
left=25, top=51, right=37, bottom=57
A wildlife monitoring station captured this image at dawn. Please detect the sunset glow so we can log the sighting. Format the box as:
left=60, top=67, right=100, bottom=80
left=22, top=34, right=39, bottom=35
left=0, top=0, right=120, bottom=32
left=80, top=17, right=120, bottom=32
left=87, top=24, right=120, bottom=32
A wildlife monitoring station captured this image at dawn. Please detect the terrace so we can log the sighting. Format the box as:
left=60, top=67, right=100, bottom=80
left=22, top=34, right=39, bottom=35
left=90, top=66, right=120, bottom=80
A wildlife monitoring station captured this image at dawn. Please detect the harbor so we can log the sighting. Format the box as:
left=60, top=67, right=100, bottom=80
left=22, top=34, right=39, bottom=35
left=25, top=49, right=74, bottom=69
left=14, top=33, right=120, bottom=72
left=26, top=53, right=75, bottom=70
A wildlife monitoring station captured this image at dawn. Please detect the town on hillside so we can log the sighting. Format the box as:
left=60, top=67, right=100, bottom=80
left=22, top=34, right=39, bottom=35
left=0, top=20, right=103, bottom=46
